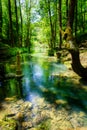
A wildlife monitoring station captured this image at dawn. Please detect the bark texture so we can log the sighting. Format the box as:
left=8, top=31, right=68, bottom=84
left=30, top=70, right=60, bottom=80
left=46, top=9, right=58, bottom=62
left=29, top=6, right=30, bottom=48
left=69, top=50, right=87, bottom=79
left=64, top=0, right=87, bottom=79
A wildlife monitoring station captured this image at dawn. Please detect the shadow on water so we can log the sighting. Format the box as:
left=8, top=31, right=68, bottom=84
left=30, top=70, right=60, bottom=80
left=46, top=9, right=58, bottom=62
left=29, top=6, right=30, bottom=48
left=0, top=53, right=87, bottom=112
left=43, top=77, right=87, bottom=109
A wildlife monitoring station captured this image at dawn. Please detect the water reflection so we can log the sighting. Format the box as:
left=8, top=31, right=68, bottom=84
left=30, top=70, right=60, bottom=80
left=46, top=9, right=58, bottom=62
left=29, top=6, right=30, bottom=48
left=0, top=53, right=87, bottom=111
left=21, top=54, right=68, bottom=104
left=0, top=54, right=67, bottom=101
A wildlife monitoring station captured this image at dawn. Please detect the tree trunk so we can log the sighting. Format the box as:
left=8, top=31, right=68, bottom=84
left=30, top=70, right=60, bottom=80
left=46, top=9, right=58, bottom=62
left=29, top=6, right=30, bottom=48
left=8, top=0, right=14, bottom=47
left=58, top=0, right=62, bottom=49
left=0, top=0, right=2, bottom=39
left=26, top=0, right=31, bottom=52
left=14, top=0, right=19, bottom=46
left=67, top=0, right=76, bottom=28
left=19, top=0, right=23, bottom=47
left=69, top=50, right=87, bottom=79
left=64, top=0, right=87, bottom=79
left=48, top=0, right=54, bottom=50
left=75, top=0, right=77, bottom=37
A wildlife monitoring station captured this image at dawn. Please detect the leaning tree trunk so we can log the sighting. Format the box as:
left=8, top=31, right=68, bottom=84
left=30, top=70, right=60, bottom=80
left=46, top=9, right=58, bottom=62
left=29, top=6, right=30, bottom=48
left=69, top=49, right=87, bottom=79
left=63, top=0, right=87, bottom=79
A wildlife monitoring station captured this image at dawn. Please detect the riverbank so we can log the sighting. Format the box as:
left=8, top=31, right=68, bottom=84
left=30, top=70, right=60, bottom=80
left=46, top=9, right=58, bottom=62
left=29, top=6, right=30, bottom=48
left=0, top=43, right=28, bottom=62
left=0, top=94, right=87, bottom=130
left=0, top=70, right=87, bottom=128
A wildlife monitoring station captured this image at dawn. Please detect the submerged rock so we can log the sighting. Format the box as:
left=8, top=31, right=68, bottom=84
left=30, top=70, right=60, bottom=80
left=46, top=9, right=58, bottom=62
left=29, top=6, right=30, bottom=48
left=55, top=99, right=68, bottom=106
left=0, top=118, right=17, bottom=130
left=22, top=121, right=33, bottom=129
left=4, top=96, right=17, bottom=102
left=0, top=96, right=87, bottom=130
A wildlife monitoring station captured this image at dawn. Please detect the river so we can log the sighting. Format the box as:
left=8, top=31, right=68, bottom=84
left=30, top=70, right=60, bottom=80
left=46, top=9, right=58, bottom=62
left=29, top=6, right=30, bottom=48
left=0, top=52, right=67, bottom=102
left=0, top=52, right=87, bottom=129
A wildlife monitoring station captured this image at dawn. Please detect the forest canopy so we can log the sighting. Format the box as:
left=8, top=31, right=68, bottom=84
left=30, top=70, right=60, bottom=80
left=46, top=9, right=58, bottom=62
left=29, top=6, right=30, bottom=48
left=0, top=0, right=87, bottom=50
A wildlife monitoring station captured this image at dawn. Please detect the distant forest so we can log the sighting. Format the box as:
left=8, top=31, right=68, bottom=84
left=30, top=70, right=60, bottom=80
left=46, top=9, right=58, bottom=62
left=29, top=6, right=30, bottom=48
left=0, top=0, right=87, bottom=51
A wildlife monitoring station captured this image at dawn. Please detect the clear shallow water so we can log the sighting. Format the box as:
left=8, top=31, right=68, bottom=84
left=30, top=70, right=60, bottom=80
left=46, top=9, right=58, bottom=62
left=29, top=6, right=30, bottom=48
left=21, top=54, right=67, bottom=103
left=1, top=52, right=87, bottom=130
left=0, top=53, right=87, bottom=110
left=0, top=53, right=67, bottom=102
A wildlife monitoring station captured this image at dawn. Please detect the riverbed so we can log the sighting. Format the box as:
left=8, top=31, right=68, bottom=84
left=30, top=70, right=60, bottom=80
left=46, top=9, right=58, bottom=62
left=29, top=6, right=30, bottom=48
left=0, top=52, right=87, bottom=130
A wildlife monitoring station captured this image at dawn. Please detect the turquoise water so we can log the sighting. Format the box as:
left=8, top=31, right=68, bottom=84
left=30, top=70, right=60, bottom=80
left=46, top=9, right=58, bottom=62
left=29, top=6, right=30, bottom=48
left=0, top=53, right=87, bottom=110
left=0, top=53, right=67, bottom=100
left=21, top=54, right=67, bottom=102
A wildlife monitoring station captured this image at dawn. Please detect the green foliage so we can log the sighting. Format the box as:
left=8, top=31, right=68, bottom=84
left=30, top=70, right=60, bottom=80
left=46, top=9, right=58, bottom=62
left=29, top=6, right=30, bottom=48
left=0, top=119, right=17, bottom=130
left=1, top=0, right=87, bottom=50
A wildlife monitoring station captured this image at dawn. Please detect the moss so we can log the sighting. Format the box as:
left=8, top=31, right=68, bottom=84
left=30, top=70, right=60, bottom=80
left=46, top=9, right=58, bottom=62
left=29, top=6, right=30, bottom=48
left=36, top=119, right=51, bottom=130
left=4, top=96, right=17, bottom=102
left=61, top=27, right=78, bottom=51
left=0, top=119, right=17, bottom=130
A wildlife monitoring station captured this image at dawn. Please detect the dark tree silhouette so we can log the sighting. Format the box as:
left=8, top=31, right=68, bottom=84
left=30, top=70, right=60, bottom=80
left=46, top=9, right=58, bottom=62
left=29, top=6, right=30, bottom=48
left=14, top=0, right=19, bottom=45
left=19, top=0, right=23, bottom=47
left=58, top=0, right=62, bottom=49
left=63, top=0, right=87, bottom=79
left=8, top=0, right=14, bottom=46
left=0, top=0, right=2, bottom=39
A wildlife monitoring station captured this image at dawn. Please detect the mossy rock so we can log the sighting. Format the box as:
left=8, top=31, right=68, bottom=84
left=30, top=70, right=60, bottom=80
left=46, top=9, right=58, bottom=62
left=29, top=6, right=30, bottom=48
left=0, top=119, right=17, bottom=130
left=36, top=119, right=51, bottom=130
left=4, top=96, right=17, bottom=102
